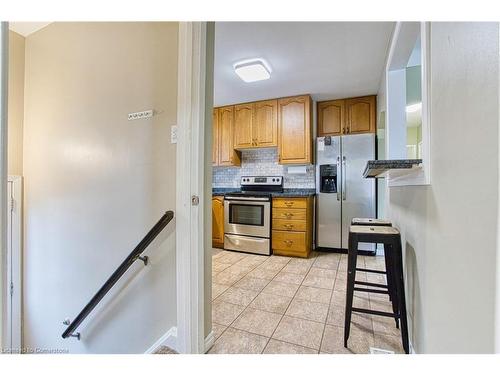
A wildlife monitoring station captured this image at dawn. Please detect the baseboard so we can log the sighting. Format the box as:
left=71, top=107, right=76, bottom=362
left=145, top=326, right=178, bottom=354
left=204, top=330, right=214, bottom=353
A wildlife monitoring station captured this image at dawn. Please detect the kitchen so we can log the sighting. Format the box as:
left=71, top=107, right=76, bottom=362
left=209, top=22, right=403, bottom=354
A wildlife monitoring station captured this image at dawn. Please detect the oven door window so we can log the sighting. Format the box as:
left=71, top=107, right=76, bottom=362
left=229, top=203, right=264, bottom=226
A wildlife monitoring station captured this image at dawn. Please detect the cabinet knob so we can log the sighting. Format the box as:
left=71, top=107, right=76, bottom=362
left=285, top=224, right=294, bottom=230
left=284, top=201, right=294, bottom=207
left=284, top=240, right=293, bottom=247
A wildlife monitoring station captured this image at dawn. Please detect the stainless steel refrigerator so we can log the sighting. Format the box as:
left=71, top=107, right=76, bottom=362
left=316, top=134, right=376, bottom=253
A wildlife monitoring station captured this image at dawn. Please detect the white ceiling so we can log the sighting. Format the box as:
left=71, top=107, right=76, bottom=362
left=9, top=22, right=52, bottom=37
left=214, top=22, right=395, bottom=106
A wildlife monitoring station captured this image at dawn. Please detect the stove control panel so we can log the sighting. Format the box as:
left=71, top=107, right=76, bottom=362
left=240, top=176, right=283, bottom=186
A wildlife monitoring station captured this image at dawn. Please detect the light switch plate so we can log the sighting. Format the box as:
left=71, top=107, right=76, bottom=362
left=171, top=125, right=178, bottom=144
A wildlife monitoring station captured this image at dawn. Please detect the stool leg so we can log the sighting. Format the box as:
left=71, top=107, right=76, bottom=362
left=383, top=245, right=393, bottom=303
left=344, top=234, right=357, bottom=348
left=392, top=236, right=409, bottom=354
left=384, top=245, right=399, bottom=328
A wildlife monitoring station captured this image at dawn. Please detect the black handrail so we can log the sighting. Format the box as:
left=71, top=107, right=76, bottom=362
left=62, top=211, right=174, bottom=339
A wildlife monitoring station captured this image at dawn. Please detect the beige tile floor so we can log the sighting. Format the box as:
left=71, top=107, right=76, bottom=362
left=209, top=248, right=405, bottom=354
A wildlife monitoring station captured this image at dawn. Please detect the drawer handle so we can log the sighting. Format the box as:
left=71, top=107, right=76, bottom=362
left=285, top=213, right=294, bottom=218
left=284, top=224, right=294, bottom=230
left=284, top=201, right=294, bottom=207
left=283, top=240, right=294, bottom=247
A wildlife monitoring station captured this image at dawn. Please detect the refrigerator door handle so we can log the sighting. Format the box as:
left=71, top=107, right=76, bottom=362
left=342, top=156, right=346, bottom=200
left=336, top=156, right=341, bottom=201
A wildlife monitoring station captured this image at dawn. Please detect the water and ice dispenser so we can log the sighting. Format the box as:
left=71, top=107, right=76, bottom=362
left=319, top=164, right=337, bottom=193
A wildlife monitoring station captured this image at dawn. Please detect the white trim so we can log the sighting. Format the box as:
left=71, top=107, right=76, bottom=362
left=175, top=22, right=208, bottom=354
left=0, top=21, right=9, bottom=350
left=386, top=22, right=431, bottom=187
left=204, top=330, right=214, bottom=353
left=144, top=326, right=178, bottom=354
left=6, top=175, right=22, bottom=352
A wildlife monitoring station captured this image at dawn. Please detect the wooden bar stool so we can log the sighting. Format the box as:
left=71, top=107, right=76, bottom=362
left=344, top=225, right=409, bottom=354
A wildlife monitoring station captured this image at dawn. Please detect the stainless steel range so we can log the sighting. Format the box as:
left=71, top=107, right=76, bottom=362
left=224, top=176, right=283, bottom=255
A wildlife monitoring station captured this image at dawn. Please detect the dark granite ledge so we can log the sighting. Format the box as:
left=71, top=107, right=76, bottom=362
left=212, top=188, right=316, bottom=197
left=363, top=159, right=422, bottom=178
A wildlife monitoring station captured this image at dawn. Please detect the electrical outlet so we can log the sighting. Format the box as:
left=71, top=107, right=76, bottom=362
left=128, top=110, right=153, bottom=121
left=171, top=125, right=178, bottom=144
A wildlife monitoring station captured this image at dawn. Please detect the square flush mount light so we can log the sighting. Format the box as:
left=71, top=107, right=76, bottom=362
left=233, top=58, right=271, bottom=83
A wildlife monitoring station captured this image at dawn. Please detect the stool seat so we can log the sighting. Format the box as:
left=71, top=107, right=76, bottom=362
left=351, top=218, right=392, bottom=226
left=349, top=225, right=399, bottom=235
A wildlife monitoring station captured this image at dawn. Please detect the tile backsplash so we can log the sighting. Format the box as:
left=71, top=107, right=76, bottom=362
left=213, top=148, right=316, bottom=189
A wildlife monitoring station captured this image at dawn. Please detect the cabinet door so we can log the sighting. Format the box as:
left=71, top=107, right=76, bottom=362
left=345, top=95, right=376, bottom=134
left=318, top=99, right=345, bottom=136
left=218, top=106, right=241, bottom=166
left=253, top=99, right=278, bottom=147
left=234, top=103, right=254, bottom=149
left=212, top=108, right=218, bottom=166
left=212, top=196, right=224, bottom=248
left=278, top=95, right=312, bottom=164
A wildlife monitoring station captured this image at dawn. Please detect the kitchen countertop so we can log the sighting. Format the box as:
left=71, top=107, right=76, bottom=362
left=212, top=188, right=316, bottom=197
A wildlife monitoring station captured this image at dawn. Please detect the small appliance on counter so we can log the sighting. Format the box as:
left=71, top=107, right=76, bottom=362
left=223, top=176, right=283, bottom=255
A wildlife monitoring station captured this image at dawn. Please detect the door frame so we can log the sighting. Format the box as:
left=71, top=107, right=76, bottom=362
left=6, top=175, right=22, bottom=352
left=0, top=21, right=9, bottom=351
left=175, top=21, right=214, bottom=354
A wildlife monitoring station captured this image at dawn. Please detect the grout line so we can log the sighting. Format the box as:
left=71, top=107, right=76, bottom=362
left=318, top=254, right=341, bottom=352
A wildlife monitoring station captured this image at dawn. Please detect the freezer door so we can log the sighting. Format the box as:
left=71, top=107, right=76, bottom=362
left=341, top=134, right=376, bottom=250
left=316, top=136, right=342, bottom=249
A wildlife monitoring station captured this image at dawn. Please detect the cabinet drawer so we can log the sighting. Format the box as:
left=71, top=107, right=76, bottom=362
left=272, top=219, right=307, bottom=232
left=272, top=230, right=306, bottom=252
left=272, top=208, right=307, bottom=221
left=272, top=197, right=307, bottom=209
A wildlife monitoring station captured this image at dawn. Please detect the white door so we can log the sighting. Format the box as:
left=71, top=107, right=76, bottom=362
left=6, top=176, right=22, bottom=352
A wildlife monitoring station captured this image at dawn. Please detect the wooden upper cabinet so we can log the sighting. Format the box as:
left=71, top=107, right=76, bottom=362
left=345, top=95, right=376, bottom=134
left=212, top=108, right=219, bottom=166
left=253, top=99, right=278, bottom=147
left=234, top=104, right=254, bottom=149
left=217, top=106, right=241, bottom=166
left=233, top=99, right=278, bottom=149
left=317, top=95, right=376, bottom=136
left=318, top=99, right=345, bottom=136
left=278, top=95, right=312, bottom=165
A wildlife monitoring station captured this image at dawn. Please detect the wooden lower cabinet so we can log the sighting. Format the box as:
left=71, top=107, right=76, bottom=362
left=212, top=196, right=224, bottom=248
left=272, top=197, right=313, bottom=258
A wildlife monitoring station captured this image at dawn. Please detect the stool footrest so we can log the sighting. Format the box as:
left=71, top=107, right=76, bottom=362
left=354, top=280, right=388, bottom=289
left=356, top=267, right=386, bottom=275
left=354, top=287, right=389, bottom=294
left=352, top=307, right=398, bottom=318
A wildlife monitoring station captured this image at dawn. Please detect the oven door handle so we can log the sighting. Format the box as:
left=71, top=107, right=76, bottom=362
left=225, top=196, right=270, bottom=202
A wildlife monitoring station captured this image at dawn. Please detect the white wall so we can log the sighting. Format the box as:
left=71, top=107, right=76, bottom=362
left=7, top=30, right=24, bottom=176
left=379, top=22, right=499, bottom=353
left=22, top=22, right=178, bottom=353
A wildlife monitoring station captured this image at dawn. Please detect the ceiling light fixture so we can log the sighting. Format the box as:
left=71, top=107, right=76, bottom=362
left=233, top=58, right=271, bottom=83
left=406, top=102, right=422, bottom=113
